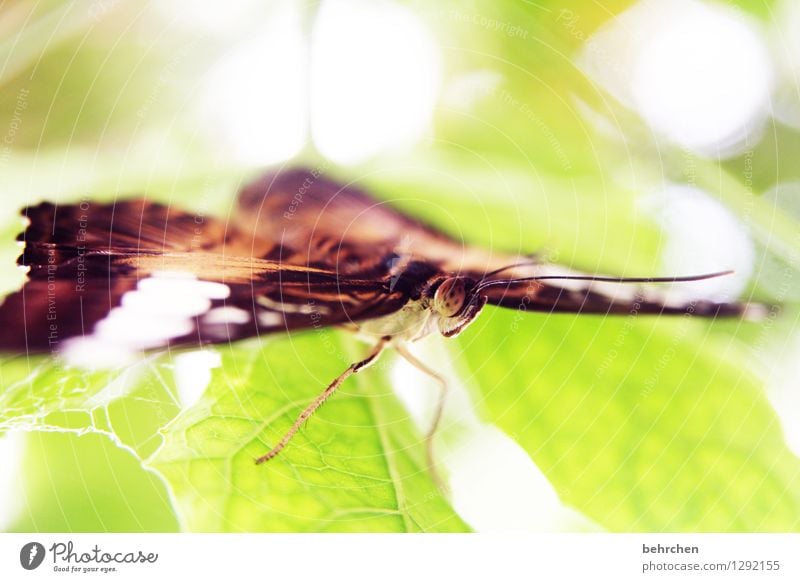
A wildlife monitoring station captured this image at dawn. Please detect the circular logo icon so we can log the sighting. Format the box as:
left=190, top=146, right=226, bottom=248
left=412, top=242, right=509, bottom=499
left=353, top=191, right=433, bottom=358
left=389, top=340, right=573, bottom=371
left=19, top=542, right=45, bottom=570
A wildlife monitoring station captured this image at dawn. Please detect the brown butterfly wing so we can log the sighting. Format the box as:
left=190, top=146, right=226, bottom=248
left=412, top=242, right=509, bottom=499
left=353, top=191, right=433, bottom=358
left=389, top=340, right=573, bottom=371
left=4, top=175, right=754, bottom=357
left=1, top=200, right=408, bottom=356
left=478, top=265, right=754, bottom=318
left=236, top=169, right=753, bottom=319
left=0, top=277, right=137, bottom=352
left=235, top=168, right=521, bottom=276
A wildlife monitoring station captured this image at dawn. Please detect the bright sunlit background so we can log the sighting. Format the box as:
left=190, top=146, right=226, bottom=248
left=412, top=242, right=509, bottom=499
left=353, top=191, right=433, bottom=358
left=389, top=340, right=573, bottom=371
left=0, top=0, right=798, bottom=533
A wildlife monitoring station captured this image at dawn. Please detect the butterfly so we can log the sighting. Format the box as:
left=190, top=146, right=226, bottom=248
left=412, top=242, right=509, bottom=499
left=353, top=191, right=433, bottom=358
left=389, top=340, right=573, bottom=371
left=0, top=167, right=756, bottom=467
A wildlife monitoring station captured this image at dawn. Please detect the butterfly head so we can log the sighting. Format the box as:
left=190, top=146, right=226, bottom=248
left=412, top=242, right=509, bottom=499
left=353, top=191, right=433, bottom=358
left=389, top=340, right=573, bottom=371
left=431, top=277, right=487, bottom=338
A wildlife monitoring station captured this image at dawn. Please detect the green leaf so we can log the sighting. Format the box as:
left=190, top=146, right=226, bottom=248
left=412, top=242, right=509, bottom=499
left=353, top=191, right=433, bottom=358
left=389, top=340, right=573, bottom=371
left=147, top=332, right=469, bottom=532
left=1, top=354, right=182, bottom=532
left=453, top=308, right=800, bottom=532
left=0, top=356, right=164, bottom=436
left=8, top=430, right=179, bottom=532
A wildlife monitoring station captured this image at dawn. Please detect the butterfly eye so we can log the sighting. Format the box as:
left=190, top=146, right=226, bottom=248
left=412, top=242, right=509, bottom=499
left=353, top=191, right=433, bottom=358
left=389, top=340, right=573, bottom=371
left=433, top=277, right=466, bottom=317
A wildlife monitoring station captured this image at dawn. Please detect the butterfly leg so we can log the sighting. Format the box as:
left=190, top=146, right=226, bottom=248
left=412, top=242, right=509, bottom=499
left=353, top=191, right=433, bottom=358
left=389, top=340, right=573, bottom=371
left=255, top=335, right=391, bottom=464
left=394, top=343, right=449, bottom=491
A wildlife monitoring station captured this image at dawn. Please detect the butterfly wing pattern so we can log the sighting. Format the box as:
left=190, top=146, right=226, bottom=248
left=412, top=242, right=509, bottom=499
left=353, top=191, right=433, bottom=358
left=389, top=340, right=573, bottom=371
left=235, top=168, right=753, bottom=318
left=0, top=167, right=754, bottom=359
left=0, top=193, right=408, bottom=361
left=235, top=167, right=520, bottom=276
left=0, top=167, right=756, bottom=464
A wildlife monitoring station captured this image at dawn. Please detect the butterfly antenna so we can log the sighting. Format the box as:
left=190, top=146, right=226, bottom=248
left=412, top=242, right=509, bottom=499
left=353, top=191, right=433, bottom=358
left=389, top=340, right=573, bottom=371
left=475, top=270, right=735, bottom=292
left=478, top=260, right=541, bottom=283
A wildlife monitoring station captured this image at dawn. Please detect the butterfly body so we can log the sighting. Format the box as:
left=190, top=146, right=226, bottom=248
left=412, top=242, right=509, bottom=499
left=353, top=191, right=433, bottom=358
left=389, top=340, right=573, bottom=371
left=0, top=167, right=759, bottom=466
left=3, top=168, right=755, bottom=360
left=352, top=274, right=487, bottom=343
left=355, top=296, right=435, bottom=342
